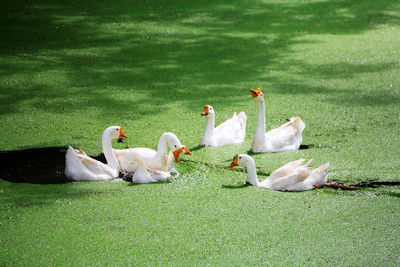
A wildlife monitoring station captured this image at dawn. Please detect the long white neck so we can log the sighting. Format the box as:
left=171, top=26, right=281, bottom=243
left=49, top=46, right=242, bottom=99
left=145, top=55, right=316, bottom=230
left=203, top=114, right=215, bottom=138
left=102, top=134, right=119, bottom=170
left=245, top=159, right=260, bottom=186
left=255, top=100, right=266, bottom=136
left=155, top=134, right=169, bottom=163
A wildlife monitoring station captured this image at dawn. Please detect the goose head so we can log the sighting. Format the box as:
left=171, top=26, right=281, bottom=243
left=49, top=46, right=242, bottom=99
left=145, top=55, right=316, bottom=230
left=164, top=132, right=191, bottom=161
left=171, top=145, right=192, bottom=161
left=250, top=88, right=264, bottom=103
left=104, top=126, right=128, bottom=140
left=229, top=154, right=253, bottom=168
left=201, top=105, right=215, bottom=118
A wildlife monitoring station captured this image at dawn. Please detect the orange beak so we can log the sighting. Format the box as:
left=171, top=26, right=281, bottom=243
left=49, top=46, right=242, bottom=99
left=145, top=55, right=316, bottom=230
left=250, top=88, right=262, bottom=98
left=229, top=155, right=239, bottom=168
left=184, top=145, right=192, bottom=155
left=201, top=105, right=209, bottom=116
left=173, top=147, right=184, bottom=162
left=119, top=127, right=128, bottom=138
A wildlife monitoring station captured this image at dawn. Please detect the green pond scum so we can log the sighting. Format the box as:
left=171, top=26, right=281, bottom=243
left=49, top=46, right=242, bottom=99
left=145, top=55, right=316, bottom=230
left=1, top=0, right=399, bottom=265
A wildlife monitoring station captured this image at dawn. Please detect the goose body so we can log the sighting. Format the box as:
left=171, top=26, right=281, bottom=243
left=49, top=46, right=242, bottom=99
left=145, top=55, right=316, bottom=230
left=114, top=132, right=191, bottom=173
left=199, top=105, right=247, bottom=146
left=250, top=88, right=305, bottom=153
left=229, top=154, right=329, bottom=191
left=65, top=126, right=127, bottom=181
left=127, top=150, right=177, bottom=183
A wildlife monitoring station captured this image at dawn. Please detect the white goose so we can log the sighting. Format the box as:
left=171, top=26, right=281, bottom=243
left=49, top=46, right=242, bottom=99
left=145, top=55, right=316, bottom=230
left=199, top=105, right=247, bottom=146
left=114, top=132, right=191, bottom=173
left=65, top=126, right=127, bottom=181
left=229, top=154, right=329, bottom=191
left=250, top=88, right=305, bottom=153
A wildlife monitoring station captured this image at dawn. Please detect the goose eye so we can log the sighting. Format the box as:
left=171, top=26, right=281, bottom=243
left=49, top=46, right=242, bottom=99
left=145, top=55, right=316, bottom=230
left=260, top=93, right=263, bottom=96
left=116, top=128, right=119, bottom=131
left=239, top=156, right=241, bottom=159
left=174, top=145, right=177, bottom=148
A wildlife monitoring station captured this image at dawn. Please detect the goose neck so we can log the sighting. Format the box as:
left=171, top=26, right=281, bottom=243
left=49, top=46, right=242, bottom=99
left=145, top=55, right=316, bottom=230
left=246, top=160, right=260, bottom=186
left=102, top=134, right=119, bottom=170
left=256, top=100, right=266, bottom=134
left=203, top=114, right=215, bottom=137
left=155, top=134, right=169, bottom=161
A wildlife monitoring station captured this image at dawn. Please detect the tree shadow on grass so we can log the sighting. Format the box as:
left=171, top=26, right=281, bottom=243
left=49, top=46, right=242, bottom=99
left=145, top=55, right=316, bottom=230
left=0, top=0, right=399, bottom=120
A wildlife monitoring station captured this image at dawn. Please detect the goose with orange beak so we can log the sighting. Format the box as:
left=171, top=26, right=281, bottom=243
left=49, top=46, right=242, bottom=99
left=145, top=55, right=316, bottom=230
left=199, top=104, right=247, bottom=146
left=114, top=132, right=191, bottom=173
left=229, top=154, right=329, bottom=191
left=65, top=126, right=127, bottom=181
left=250, top=88, right=305, bottom=153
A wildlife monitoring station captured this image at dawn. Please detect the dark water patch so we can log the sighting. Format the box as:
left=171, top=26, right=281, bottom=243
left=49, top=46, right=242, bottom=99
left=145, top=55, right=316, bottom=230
left=300, top=144, right=313, bottom=149
left=0, top=147, right=114, bottom=184
left=0, top=147, right=107, bottom=184
left=351, top=181, right=400, bottom=188
left=325, top=180, right=400, bottom=190
left=0, top=147, right=71, bottom=184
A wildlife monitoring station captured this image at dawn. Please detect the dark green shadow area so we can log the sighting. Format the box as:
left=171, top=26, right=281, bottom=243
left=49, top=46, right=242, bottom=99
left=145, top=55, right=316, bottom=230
left=188, top=145, right=206, bottom=152
left=0, top=0, right=399, bottom=119
left=221, top=183, right=251, bottom=189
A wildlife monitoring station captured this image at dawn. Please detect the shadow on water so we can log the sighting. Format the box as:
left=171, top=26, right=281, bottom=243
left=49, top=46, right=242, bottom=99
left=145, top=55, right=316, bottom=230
left=300, top=144, right=314, bottom=150
left=125, top=179, right=171, bottom=186
left=0, top=147, right=103, bottom=184
left=246, top=144, right=313, bottom=155
left=222, top=183, right=252, bottom=189
left=352, top=181, right=400, bottom=188
left=188, top=146, right=206, bottom=152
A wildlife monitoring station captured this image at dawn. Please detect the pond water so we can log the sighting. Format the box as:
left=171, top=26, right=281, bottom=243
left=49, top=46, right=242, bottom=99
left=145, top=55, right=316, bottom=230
left=0, top=147, right=105, bottom=184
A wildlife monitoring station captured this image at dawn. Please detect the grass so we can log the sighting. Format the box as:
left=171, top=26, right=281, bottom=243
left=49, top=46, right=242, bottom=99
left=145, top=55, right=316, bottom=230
left=1, top=0, right=400, bottom=265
